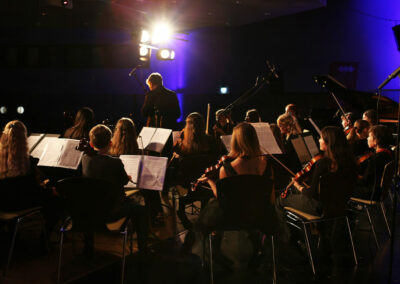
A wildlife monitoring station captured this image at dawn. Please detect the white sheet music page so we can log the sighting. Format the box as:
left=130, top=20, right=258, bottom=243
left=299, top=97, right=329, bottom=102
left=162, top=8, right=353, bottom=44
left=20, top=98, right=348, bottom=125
left=37, top=138, right=66, bottom=167
left=57, top=139, right=83, bottom=169
left=31, top=137, right=60, bottom=159
left=304, top=135, right=320, bottom=157
left=120, top=155, right=141, bottom=188
left=251, top=123, right=282, bottom=154
left=146, top=128, right=172, bottom=153
left=291, top=136, right=311, bottom=165
left=139, top=156, right=167, bottom=191
left=27, top=134, right=45, bottom=153
left=137, top=127, right=156, bottom=150
left=220, top=135, right=232, bottom=153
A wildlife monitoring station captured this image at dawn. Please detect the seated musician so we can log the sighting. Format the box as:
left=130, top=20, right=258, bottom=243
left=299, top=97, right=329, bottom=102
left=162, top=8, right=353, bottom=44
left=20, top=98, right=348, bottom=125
left=213, top=109, right=234, bottom=138
left=61, top=107, right=94, bottom=140
left=347, top=119, right=371, bottom=157
left=0, top=120, right=62, bottom=234
left=195, top=122, right=274, bottom=232
left=244, top=109, right=261, bottom=122
left=82, top=124, right=148, bottom=252
left=285, top=103, right=303, bottom=133
left=362, top=109, right=378, bottom=126
left=275, top=126, right=356, bottom=241
left=109, top=117, right=164, bottom=227
left=277, top=113, right=302, bottom=172
left=341, top=112, right=356, bottom=136
left=353, top=125, right=393, bottom=201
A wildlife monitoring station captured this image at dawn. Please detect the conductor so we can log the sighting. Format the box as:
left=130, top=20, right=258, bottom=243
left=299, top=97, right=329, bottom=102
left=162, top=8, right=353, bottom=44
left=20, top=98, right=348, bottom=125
left=141, top=72, right=181, bottom=130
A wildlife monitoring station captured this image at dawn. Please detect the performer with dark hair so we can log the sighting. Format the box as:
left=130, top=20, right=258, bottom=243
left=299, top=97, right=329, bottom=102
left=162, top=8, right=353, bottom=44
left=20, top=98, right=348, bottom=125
left=141, top=72, right=181, bottom=130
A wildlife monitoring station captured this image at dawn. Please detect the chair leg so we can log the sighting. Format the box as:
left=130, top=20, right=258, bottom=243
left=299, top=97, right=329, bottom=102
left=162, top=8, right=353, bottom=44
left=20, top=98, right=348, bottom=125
left=345, top=217, right=358, bottom=266
left=271, top=235, right=276, bottom=284
left=209, top=234, right=214, bottom=284
left=57, top=230, right=64, bottom=284
left=302, top=223, right=315, bottom=275
left=121, top=229, right=127, bottom=284
left=365, top=207, right=380, bottom=249
left=380, top=202, right=391, bottom=238
left=5, top=218, right=21, bottom=276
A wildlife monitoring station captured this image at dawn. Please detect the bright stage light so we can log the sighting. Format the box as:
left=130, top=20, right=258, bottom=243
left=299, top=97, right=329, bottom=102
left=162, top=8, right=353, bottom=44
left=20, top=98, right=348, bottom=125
left=220, top=86, right=229, bottom=94
left=140, top=30, right=150, bottom=43
left=156, top=48, right=175, bottom=60
left=17, top=106, right=24, bottom=114
left=151, top=22, right=173, bottom=44
left=140, top=46, right=149, bottom=56
left=0, top=106, right=7, bottom=114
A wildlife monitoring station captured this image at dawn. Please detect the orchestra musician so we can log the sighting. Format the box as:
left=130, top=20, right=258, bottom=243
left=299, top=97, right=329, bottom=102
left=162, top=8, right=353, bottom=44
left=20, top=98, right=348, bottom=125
left=213, top=109, right=234, bottom=155
left=347, top=119, right=371, bottom=157
left=362, top=109, right=378, bottom=126
left=81, top=124, right=149, bottom=253
left=61, top=107, right=94, bottom=140
left=275, top=126, right=357, bottom=242
left=244, top=109, right=261, bottom=123
left=285, top=103, right=303, bottom=133
left=341, top=112, right=356, bottom=136
left=141, top=72, right=181, bottom=130
left=353, top=125, right=393, bottom=201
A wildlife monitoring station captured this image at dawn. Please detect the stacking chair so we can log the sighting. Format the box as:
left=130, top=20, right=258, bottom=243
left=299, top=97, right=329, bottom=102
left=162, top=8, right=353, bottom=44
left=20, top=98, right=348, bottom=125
left=206, top=174, right=277, bottom=284
left=349, top=161, right=394, bottom=248
left=56, top=177, right=132, bottom=284
left=284, top=171, right=358, bottom=275
left=0, top=175, right=48, bottom=276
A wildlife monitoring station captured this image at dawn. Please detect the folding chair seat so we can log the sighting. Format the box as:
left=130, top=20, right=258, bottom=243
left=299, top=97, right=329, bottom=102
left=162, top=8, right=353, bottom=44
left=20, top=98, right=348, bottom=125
left=56, top=177, right=133, bottom=284
left=284, top=171, right=358, bottom=275
left=349, top=161, right=394, bottom=248
left=205, top=174, right=277, bottom=284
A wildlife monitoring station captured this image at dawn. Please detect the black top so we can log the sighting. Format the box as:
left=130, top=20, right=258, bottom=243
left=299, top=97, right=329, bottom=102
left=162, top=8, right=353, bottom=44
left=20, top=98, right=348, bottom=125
left=303, top=157, right=331, bottom=201
left=222, top=158, right=274, bottom=181
left=351, top=139, right=370, bottom=157
left=141, top=85, right=181, bottom=130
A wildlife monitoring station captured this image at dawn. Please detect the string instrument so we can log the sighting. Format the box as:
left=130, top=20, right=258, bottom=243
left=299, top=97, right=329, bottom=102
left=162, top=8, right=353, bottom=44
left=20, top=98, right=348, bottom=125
left=280, top=153, right=323, bottom=198
left=357, top=148, right=392, bottom=165
left=191, top=155, right=234, bottom=191
left=76, top=138, right=97, bottom=156
left=205, top=103, right=210, bottom=135
left=344, top=126, right=353, bottom=136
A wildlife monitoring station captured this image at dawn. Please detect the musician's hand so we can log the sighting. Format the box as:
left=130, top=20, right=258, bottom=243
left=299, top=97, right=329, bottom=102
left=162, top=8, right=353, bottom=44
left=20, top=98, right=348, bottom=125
left=127, top=175, right=132, bottom=181
left=173, top=152, right=180, bottom=159
left=292, top=178, right=303, bottom=192
left=197, top=174, right=209, bottom=183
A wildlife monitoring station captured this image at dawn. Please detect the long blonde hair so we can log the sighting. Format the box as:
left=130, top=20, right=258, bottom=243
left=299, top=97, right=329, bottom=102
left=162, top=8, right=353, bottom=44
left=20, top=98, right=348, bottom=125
left=0, top=120, right=30, bottom=179
left=109, top=118, right=139, bottom=156
left=229, top=122, right=262, bottom=158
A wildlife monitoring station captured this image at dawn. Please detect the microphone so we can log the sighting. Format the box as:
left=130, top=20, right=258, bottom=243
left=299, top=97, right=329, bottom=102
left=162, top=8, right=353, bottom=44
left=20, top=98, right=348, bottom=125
left=128, top=64, right=142, bottom=77
left=377, top=66, right=400, bottom=90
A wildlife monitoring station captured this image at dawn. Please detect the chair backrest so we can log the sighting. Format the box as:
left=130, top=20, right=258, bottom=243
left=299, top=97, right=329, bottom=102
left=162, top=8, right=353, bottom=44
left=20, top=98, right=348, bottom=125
left=57, top=177, right=121, bottom=232
left=379, top=161, right=395, bottom=201
left=177, top=154, right=217, bottom=188
left=318, top=170, right=356, bottom=217
left=216, top=175, right=275, bottom=233
left=0, top=175, right=42, bottom=211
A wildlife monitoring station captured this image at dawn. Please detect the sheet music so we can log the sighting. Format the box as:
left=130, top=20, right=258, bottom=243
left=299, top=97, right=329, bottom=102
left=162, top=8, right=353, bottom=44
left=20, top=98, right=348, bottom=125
left=291, top=136, right=311, bottom=165
left=137, top=127, right=156, bottom=150
left=139, top=156, right=167, bottom=191
left=27, top=134, right=45, bottom=153
left=120, top=155, right=142, bottom=188
left=220, top=135, right=232, bottom=153
left=57, top=139, right=83, bottom=169
left=31, top=137, right=60, bottom=159
left=304, top=135, right=320, bottom=157
left=251, top=123, right=282, bottom=154
left=37, top=139, right=65, bottom=167
left=146, top=128, right=172, bottom=152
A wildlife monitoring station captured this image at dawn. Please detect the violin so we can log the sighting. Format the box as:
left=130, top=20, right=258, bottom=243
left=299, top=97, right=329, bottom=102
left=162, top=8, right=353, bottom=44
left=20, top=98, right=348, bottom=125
left=280, top=153, right=323, bottom=198
left=191, top=155, right=234, bottom=191
left=357, top=148, right=392, bottom=165
left=76, top=138, right=97, bottom=156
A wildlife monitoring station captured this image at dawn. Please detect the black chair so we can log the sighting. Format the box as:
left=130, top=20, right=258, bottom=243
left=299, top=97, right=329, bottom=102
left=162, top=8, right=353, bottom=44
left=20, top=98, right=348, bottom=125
left=206, top=174, right=276, bottom=284
left=56, top=177, right=132, bottom=284
left=350, top=161, right=394, bottom=248
left=284, top=171, right=357, bottom=275
left=0, top=175, right=48, bottom=276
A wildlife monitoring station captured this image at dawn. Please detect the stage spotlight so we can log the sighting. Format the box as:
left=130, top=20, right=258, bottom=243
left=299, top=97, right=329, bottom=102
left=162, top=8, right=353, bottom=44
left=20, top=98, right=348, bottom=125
left=140, top=30, right=151, bottom=43
left=0, top=106, right=7, bottom=114
left=17, top=106, right=24, bottom=114
left=152, top=22, right=173, bottom=44
left=61, top=0, right=68, bottom=6
left=156, top=48, right=175, bottom=60
left=220, top=86, right=229, bottom=94
left=139, top=46, right=151, bottom=61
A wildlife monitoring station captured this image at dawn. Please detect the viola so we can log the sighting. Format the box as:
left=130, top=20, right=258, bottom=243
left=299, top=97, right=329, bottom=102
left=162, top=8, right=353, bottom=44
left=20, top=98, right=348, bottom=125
left=191, top=155, right=234, bottom=191
left=344, top=126, right=352, bottom=136
left=357, top=152, right=373, bottom=165
left=76, top=138, right=97, bottom=156
left=280, top=153, right=324, bottom=198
